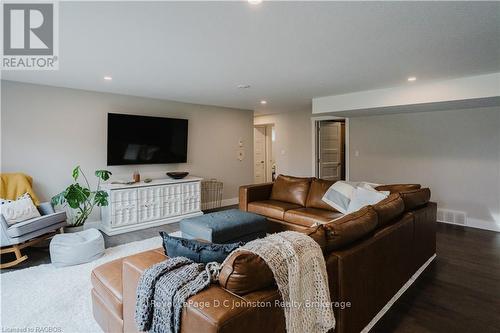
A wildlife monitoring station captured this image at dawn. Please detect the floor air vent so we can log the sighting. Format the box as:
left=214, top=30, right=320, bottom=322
left=437, top=208, right=467, bottom=225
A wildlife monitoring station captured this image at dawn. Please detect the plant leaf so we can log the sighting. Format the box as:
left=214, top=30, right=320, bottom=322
left=51, top=191, right=66, bottom=206
left=95, top=170, right=112, bottom=181
left=94, top=190, right=109, bottom=207
left=72, top=166, right=80, bottom=181
left=65, top=183, right=90, bottom=209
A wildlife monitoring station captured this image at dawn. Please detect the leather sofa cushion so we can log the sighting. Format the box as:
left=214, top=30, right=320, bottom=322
left=400, top=188, right=431, bottom=211
left=324, top=206, right=378, bottom=252
left=219, top=250, right=274, bottom=295
left=375, top=184, right=421, bottom=194
left=269, top=174, right=312, bottom=206
left=247, top=200, right=301, bottom=220
left=219, top=225, right=328, bottom=295
left=305, top=179, right=337, bottom=211
left=372, top=194, right=405, bottom=227
left=284, top=208, right=342, bottom=227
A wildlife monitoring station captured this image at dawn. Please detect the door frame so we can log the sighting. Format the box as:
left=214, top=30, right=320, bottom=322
left=311, top=116, right=350, bottom=180
left=254, top=124, right=274, bottom=182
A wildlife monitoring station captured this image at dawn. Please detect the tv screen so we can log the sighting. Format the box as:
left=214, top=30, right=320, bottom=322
left=107, top=113, right=188, bottom=166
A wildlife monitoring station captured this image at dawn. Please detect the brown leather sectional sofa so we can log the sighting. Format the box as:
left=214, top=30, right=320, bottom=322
left=91, top=175, right=436, bottom=333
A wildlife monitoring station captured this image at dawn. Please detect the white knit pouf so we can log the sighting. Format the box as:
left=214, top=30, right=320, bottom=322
left=50, top=228, right=105, bottom=268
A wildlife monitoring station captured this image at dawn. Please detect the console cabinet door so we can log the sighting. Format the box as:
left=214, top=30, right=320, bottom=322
left=111, top=189, right=138, bottom=226
left=163, top=184, right=182, bottom=197
left=183, top=197, right=200, bottom=214
left=112, top=204, right=138, bottom=226
left=163, top=196, right=182, bottom=217
left=162, top=184, right=182, bottom=217
left=111, top=188, right=138, bottom=204
left=138, top=186, right=163, bottom=222
left=182, top=182, right=200, bottom=214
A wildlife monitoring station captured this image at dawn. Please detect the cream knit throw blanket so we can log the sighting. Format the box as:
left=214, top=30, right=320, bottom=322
left=225, top=231, right=335, bottom=333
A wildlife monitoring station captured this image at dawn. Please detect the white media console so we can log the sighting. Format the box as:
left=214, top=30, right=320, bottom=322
left=100, top=177, right=203, bottom=235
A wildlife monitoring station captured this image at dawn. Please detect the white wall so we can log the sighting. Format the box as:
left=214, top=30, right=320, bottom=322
left=254, top=110, right=313, bottom=177
left=349, top=107, right=500, bottom=232
left=1, top=81, right=254, bottom=210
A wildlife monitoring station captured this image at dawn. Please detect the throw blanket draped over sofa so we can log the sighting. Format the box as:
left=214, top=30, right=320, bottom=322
left=135, top=256, right=220, bottom=333
left=228, top=231, right=335, bottom=333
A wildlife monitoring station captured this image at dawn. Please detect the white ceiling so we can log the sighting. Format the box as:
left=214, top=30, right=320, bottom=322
left=2, top=1, right=499, bottom=115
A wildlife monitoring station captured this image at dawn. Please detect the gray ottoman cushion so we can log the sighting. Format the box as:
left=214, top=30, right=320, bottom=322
left=50, top=228, right=104, bottom=267
left=180, top=209, right=266, bottom=243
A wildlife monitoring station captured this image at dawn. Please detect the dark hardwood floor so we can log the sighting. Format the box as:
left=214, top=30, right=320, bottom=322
left=2, top=215, right=499, bottom=332
left=371, top=223, right=500, bottom=333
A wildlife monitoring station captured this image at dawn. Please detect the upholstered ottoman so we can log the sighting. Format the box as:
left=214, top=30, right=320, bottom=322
left=50, top=228, right=105, bottom=267
left=180, top=209, right=266, bottom=243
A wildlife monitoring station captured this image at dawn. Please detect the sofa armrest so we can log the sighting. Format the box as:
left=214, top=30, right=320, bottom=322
left=239, top=183, right=274, bottom=211
left=0, top=214, right=12, bottom=247
left=38, top=202, right=56, bottom=215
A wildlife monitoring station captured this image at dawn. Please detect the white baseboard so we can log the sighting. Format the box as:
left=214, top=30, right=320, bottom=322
left=361, top=254, right=437, bottom=333
left=461, top=218, right=500, bottom=232
left=221, top=197, right=238, bottom=207
left=202, top=197, right=238, bottom=210
left=437, top=219, right=500, bottom=233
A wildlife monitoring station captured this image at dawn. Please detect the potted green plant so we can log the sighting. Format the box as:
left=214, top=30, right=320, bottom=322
left=52, top=166, right=112, bottom=230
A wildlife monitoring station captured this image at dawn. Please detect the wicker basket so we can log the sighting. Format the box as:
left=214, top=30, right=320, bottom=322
left=201, top=179, right=223, bottom=210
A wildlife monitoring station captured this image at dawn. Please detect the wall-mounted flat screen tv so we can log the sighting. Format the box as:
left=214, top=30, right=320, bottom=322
left=107, top=113, right=188, bottom=165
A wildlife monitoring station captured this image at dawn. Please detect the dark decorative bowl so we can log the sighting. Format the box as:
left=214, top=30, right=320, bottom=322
left=166, top=172, right=189, bottom=179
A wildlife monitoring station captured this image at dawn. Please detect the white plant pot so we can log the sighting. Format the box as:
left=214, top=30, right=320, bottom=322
left=64, top=225, right=85, bottom=233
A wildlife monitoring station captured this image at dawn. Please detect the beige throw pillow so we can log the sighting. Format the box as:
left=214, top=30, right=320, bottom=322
left=0, top=193, right=41, bottom=226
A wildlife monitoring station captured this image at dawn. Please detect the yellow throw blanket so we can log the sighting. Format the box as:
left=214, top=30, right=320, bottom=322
left=0, top=173, right=40, bottom=205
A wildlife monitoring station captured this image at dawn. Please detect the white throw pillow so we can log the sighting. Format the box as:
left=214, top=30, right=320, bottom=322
left=322, top=181, right=358, bottom=214
left=0, top=193, right=41, bottom=226
left=358, top=182, right=390, bottom=196
left=346, top=186, right=388, bottom=214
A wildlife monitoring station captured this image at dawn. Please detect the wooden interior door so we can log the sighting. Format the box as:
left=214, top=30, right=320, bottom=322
left=317, top=121, right=343, bottom=181
left=254, top=126, right=266, bottom=183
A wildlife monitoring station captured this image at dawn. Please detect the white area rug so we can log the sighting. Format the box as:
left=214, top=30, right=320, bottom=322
left=0, top=234, right=173, bottom=333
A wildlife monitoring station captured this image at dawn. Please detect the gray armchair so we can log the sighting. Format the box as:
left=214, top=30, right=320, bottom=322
left=0, top=202, right=66, bottom=269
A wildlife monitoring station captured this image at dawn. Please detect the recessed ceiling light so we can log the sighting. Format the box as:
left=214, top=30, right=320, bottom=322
left=237, top=84, right=251, bottom=89
left=103, top=76, right=113, bottom=81
left=260, top=100, right=267, bottom=105
left=248, top=0, right=263, bottom=4
left=407, top=76, right=417, bottom=82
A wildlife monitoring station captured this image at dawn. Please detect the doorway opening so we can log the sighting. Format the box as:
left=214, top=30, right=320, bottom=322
left=254, top=124, right=275, bottom=183
left=314, top=119, right=347, bottom=181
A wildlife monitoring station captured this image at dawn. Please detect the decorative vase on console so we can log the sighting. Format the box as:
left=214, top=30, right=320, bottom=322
left=133, top=170, right=141, bottom=183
